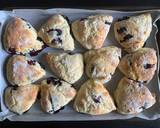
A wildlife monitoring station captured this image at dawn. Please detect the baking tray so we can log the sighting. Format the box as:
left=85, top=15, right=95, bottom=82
left=0, top=9, right=160, bottom=122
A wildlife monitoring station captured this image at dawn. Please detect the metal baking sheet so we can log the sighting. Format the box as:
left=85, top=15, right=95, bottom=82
left=0, top=9, right=160, bottom=121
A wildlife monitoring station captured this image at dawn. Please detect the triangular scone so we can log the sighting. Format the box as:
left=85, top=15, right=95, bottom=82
left=114, top=13, right=152, bottom=53
left=114, top=77, right=156, bottom=114
left=3, top=17, right=44, bottom=54
left=6, top=55, right=46, bottom=86
left=40, top=77, right=76, bottom=114
left=5, top=84, right=39, bottom=115
left=38, top=15, right=74, bottom=51
left=45, top=52, right=84, bottom=84
left=72, top=15, right=113, bottom=49
left=84, top=46, right=121, bottom=83
left=118, top=48, right=157, bottom=83
left=74, top=80, right=116, bottom=115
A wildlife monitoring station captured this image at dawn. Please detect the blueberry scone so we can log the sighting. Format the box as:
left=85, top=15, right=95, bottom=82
left=84, top=46, right=121, bottom=83
left=5, top=85, right=39, bottom=114
left=74, top=80, right=116, bottom=115
left=3, top=17, right=44, bottom=54
left=118, top=48, right=157, bottom=83
left=40, top=77, right=76, bottom=114
left=72, top=14, right=113, bottom=49
left=114, top=77, right=156, bottom=114
left=45, top=52, right=84, bottom=84
left=6, top=55, right=46, bottom=86
left=38, top=15, right=74, bottom=51
left=114, top=13, right=152, bottom=52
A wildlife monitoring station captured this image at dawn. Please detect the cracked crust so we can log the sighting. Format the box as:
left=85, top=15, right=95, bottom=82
left=45, top=52, right=84, bottom=84
left=114, top=77, right=156, bottom=114
left=72, top=14, right=113, bottom=49
left=38, top=15, right=74, bottom=51
left=118, top=48, right=157, bottom=83
left=40, top=77, right=76, bottom=114
left=3, top=17, right=44, bottom=54
left=6, top=55, right=46, bottom=86
left=74, top=79, right=116, bottom=115
left=114, top=13, right=152, bottom=53
left=5, top=85, right=39, bottom=115
left=84, top=46, right=121, bottom=83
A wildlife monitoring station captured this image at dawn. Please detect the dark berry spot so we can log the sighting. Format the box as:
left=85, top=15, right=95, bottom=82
left=26, top=23, right=31, bottom=29
left=47, top=29, right=62, bottom=36
left=105, top=21, right=112, bottom=25
left=80, top=18, right=88, bottom=21
left=46, top=77, right=62, bottom=86
left=117, top=16, right=130, bottom=22
left=54, top=106, right=65, bottom=114
left=120, top=34, right=133, bottom=43
left=8, top=48, right=16, bottom=54
left=27, top=60, right=36, bottom=65
left=51, top=38, right=62, bottom=44
left=92, top=95, right=101, bottom=103
left=37, top=37, right=44, bottom=42
left=117, top=27, right=127, bottom=34
left=29, top=44, right=46, bottom=56
left=144, top=64, right=155, bottom=69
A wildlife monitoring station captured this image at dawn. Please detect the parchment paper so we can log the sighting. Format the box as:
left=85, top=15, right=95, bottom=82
left=0, top=9, right=160, bottom=121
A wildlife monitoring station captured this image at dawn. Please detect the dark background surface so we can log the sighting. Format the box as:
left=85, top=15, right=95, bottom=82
left=1, top=0, right=160, bottom=128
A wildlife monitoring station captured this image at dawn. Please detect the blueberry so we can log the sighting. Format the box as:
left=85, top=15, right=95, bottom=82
left=117, top=27, right=127, bottom=34
left=8, top=48, right=16, bottom=54
left=144, top=64, right=155, bottom=69
left=27, top=60, right=36, bottom=65
left=51, top=38, right=62, bottom=44
left=92, top=95, right=101, bottom=103
left=120, top=34, right=133, bottom=43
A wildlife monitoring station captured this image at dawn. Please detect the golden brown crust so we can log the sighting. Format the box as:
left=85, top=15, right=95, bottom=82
left=40, top=77, right=76, bottom=114
left=114, top=13, right=152, bottom=53
left=74, top=80, right=116, bottom=115
left=6, top=55, right=46, bottom=86
left=114, top=77, right=156, bottom=114
left=118, top=48, right=157, bottom=82
left=84, top=46, right=121, bottom=83
left=5, top=85, right=39, bottom=115
left=72, top=15, right=113, bottom=49
left=3, top=17, right=43, bottom=54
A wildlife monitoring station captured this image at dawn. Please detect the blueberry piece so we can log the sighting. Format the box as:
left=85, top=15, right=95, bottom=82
left=144, top=64, right=155, bottom=69
left=105, top=21, right=112, bottom=25
left=120, top=34, right=133, bottom=43
left=51, top=38, right=62, bottom=44
left=27, top=60, right=36, bottom=65
left=92, top=95, right=101, bottom=103
left=117, top=16, right=130, bottom=22
left=117, top=27, right=127, bottom=34
left=8, top=48, right=16, bottom=54
left=46, top=77, right=62, bottom=86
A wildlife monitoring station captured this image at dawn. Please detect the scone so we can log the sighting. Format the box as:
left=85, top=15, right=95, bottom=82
left=84, top=46, right=121, bottom=83
left=114, top=13, right=152, bottom=53
left=45, top=52, right=84, bottom=84
left=5, top=85, right=39, bottom=114
left=40, top=77, right=76, bottom=114
left=74, top=80, right=116, bottom=115
left=6, top=55, right=46, bottom=86
left=118, top=48, right=157, bottom=83
left=114, top=77, right=156, bottom=114
left=38, top=15, right=74, bottom=51
left=72, top=14, right=113, bottom=49
left=3, top=17, right=44, bottom=54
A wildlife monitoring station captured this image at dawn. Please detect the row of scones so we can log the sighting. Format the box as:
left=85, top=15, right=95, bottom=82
left=3, top=13, right=157, bottom=115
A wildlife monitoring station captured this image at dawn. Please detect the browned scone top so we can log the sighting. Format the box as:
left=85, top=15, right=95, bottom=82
left=5, top=85, right=39, bottom=115
left=118, top=48, right=157, bottom=83
left=114, top=77, right=156, bottom=114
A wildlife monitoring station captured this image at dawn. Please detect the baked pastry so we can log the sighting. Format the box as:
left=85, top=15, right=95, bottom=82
left=38, top=15, right=74, bottom=51
left=84, top=46, right=121, bottom=83
left=72, top=14, right=113, bottom=49
left=40, top=77, right=76, bottom=114
left=3, top=17, right=44, bottom=54
left=118, top=48, right=157, bottom=83
left=114, top=77, right=156, bottom=114
left=74, top=80, right=116, bottom=115
left=114, top=13, right=152, bottom=52
left=45, top=52, right=84, bottom=84
left=5, top=85, right=39, bottom=114
left=6, top=55, right=46, bottom=86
